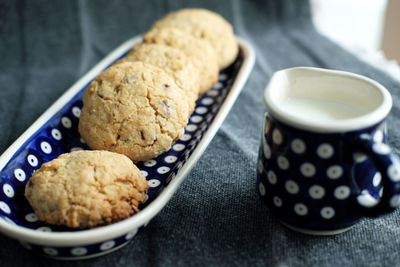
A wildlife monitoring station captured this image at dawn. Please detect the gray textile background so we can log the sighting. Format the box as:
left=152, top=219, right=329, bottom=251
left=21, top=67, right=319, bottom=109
left=1, top=0, right=400, bottom=266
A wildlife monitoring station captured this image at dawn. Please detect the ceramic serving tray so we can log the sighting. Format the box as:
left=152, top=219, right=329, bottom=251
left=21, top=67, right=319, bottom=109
left=0, top=35, right=255, bottom=259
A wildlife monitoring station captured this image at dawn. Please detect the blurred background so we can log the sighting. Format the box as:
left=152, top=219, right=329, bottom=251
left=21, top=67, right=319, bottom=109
left=311, top=0, right=400, bottom=80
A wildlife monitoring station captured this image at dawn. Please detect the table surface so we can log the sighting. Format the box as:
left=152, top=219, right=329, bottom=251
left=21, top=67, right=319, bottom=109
left=1, top=0, right=400, bottom=266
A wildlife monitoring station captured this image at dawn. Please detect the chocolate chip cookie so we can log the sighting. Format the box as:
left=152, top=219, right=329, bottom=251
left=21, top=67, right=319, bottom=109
left=143, top=27, right=218, bottom=94
left=120, top=43, right=199, bottom=113
left=24, top=150, right=149, bottom=228
left=149, top=8, right=238, bottom=69
left=78, top=61, right=189, bottom=162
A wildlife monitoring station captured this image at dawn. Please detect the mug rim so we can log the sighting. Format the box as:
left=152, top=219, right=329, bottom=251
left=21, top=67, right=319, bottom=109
left=263, top=67, right=393, bottom=133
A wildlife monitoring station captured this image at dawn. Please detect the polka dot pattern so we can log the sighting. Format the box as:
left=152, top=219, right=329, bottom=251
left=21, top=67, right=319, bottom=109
left=291, top=138, right=306, bottom=154
left=267, top=170, right=277, bottom=185
left=259, top=182, right=266, bottom=196
left=172, top=143, right=186, bottom=151
left=334, top=185, right=351, bottom=200
left=263, top=142, right=271, bottom=159
left=71, top=247, right=87, bottom=256
left=27, top=155, right=39, bottom=167
left=388, top=164, right=400, bottom=182
left=300, top=162, right=316, bottom=177
left=285, top=180, right=299, bottom=194
left=353, top=152, right=367, bottom=163
left=0, top=201, right=11, bottom=214
left=373, top=143, right=391, bottom=155
left=373, top=130, right=384, bottom=143
left=100, top=241, right=115, bottom=251
left=72, top=106, right=81, bottom=118
left=257, top=160, right=263, bottom=174
left=43, top=247, right=58, bottom=256
left=273, top=196, right=282, bottom=207
left=357, top=190, right=379, bottom=208
left=190, top=115, right=203, bottom=123
left=61, top=117, right=72, bottom=128
left=157, top=166, right=170, bottom=174
left=195, top=106, right=208, bottom=114
left=51, top=129, right=62, bottom=140
left=213, top=82, right=223, bottom=90
left=294, top=203, right=308, bottom=216
left=3, top=184, right=14, bottom=198
left=148, top=179, right=161, bottom=188
left=277, top=156, right=289, bottom=170
left=390, top=194, right=400, bottom=208
left=179, top=133, right=192, bottom=142
left=320, top=207, right=335, bottom=219
left=326, top=165, right=343, bottom=180
left=0, top=39, right=243, bottom=259
left=37, top=226, right=52, bottom=232
left=40, top=141, right=52, bottom=154
left=257, top=117, right=400, bottom=232
left=125, top=229, right=138, bottom=240
left=25, top=213, right=38, bottom=222
left=272, top=128, right=283, bottom=145
left=317, top=143, right=334, bottom=159
left=164, top=156, right=178, bottom=164
left=309, top=185, right=325, bottom=199
left=14, top=168, right=26, bottom=182
left=373, top=172, right=382, bottom=187
left=201, top=97, right=214, bottom=105
left=144, top=160, right=157, bottom=167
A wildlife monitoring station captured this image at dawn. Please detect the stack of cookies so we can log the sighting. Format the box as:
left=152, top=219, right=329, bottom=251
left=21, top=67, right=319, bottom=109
left=24, top=8, right=238, bottom=229
left=78, top=8, right=239, bottom=163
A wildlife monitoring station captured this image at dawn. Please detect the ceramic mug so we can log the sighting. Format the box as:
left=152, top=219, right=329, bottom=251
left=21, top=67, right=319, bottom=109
left=257, top=67, right=400, bottom=235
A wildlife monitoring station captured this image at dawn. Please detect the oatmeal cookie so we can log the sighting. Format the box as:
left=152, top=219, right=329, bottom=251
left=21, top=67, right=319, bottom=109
left=120, top=43, right=199, bottom=113
left=78, top=61, right=189, bottom=162
left=143, top=27, right=218, bottom=94
left=150, top=8, right=238, bottom=69
left=24, top=150, right=149, bottom=228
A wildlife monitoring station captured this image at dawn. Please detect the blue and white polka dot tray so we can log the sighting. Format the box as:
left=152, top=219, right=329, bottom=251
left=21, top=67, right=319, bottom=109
left=0, top=35, right=255, bottom=260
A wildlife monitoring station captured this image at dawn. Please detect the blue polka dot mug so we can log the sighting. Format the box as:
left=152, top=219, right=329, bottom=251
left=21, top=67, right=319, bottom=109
left=257, top=67, right=400, bottom=235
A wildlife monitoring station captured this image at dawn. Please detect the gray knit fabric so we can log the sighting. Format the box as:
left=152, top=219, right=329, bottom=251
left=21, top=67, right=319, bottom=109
left=1, top=0, right=400, bottom=266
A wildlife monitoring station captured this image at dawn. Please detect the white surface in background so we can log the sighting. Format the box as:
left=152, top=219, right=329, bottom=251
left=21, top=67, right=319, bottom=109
left=311, top=0, right=387, bottom=51
left=311, top=0, right=400, bottom=81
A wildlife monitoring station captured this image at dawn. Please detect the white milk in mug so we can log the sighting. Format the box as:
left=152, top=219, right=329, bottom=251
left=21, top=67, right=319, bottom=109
left=281, top=97, right=366, bottom=123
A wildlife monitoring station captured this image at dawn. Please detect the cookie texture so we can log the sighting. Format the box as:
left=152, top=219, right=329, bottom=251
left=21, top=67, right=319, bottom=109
left=24, top=150, right=149, bottom=228
left=120, top=43, right=199, bottom=113
left=78, top=61, right=189, bottom=162
left=150, top=8, right=238, bottom=69
left=143, top=27, right=218, bottom=94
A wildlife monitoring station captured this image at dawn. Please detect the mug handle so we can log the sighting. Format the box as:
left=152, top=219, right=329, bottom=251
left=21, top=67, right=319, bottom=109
left=351, top=133, right=400, bottom=217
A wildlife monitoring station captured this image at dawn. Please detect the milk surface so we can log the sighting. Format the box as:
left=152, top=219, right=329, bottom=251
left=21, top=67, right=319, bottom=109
left=281, top=97, right=365, bottom=122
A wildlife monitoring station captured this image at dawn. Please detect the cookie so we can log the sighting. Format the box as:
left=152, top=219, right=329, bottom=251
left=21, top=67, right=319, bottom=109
left=143, top=27, right=218, bottom=94
left=24, top=150, right=149, bottom=228
left=78, top=61, right=189, bottom=162
left=150, top=8, right=238, bottom=69
left=120, top=43, right=199, bottom=113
